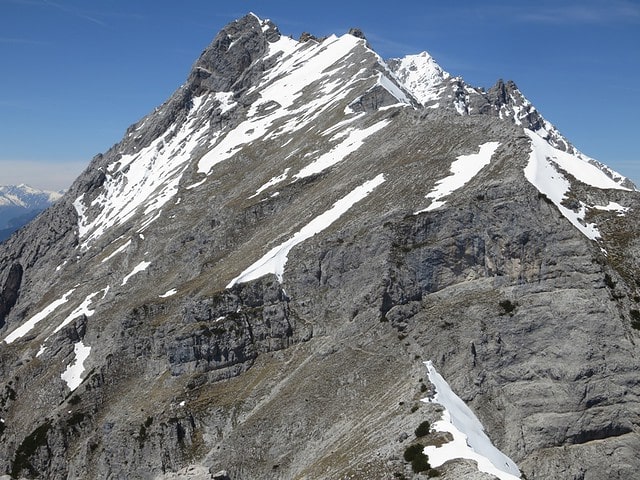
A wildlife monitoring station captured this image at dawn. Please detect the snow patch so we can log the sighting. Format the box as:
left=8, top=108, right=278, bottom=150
left=249, top=168, right=290, bottom=198
left=52, top=289, right=104, bottom=334
left=159, top=288, right=177, bottom=298
left=417, top=142, right=500, bottom=213
left=593, top=201, right=629, bottom=215
left=423, top=361, right=521, bottom=479
left=60, top=341, right=91, bottom=391
left=294, top=120, right=390, bottom=179
left=4, top=289, right=75, bottom=344
left=227, top=174, right=385, bottom=287
left=320, top=113, right=365, bottom=137
left=185, top=178, right=207, bottom=190
left=376, top=73, right=411, bottom=104
left=524, top=130, right=630, bottom=241
left=101, top=239, right=132, bottom=263
left=213, top=91, right=236, bottom=115
left=122, top=261, right=151, bottom=286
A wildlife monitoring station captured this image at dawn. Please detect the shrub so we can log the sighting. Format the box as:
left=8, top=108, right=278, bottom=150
left=404, top=442, right=431, bottom=474
left=415, top=420, right=431, bottom=437
left=631, top=309, right=640, bottom=330
left=411, top=454, right=431, bottom=473
left=403, top=443, right=424, bottom=462
left=499, top=299, right=516, bottom=315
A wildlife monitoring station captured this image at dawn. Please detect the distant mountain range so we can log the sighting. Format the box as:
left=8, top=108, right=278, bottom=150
left=0, top=184, right=62, bottom=241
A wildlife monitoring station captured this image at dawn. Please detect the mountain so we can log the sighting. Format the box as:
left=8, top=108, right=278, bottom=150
left=1, top=13, right=639, bottom=480
left=0, top=185, right=63, bottom=242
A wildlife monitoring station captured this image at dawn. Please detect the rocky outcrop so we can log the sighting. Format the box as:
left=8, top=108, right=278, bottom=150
left=0, top=263, right=21, bottom=328
left=188, top=14, right=280, bottom=95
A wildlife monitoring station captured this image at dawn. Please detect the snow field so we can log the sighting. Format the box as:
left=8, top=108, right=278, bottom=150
left=523, top=130, right=630, bottom=241
left=417, top=142, right=501, bottom=213
left=198, top=34, right=378, bottom=177
left=121, top=261, right=151, bottom=286
left=376, top=72, right=412, bottom=104
left=423, top=361, right=521, bottom=479
left=294, top=120, right=390, bottom=179
left=390, top=52, right=450, bottom=105
left=74, top=95, right=212, bottom=249
left=3, top=289, right=75, bottom=344
left=60, top=341, right=91, bottom=391
left=227, top=174, right=386, bottom=287
left=525, top=130, right=629, bottom=191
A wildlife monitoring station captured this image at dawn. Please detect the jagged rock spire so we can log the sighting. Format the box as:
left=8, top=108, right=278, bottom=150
left=188, top=13, right=281, bottom=95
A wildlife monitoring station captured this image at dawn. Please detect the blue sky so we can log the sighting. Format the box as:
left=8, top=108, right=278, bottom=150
left=1, top=0, right=638, bottom=190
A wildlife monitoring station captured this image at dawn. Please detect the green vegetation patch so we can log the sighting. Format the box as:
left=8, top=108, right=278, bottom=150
left=411, top=453, right=431, bottom=473
left=499, top=299, right=517, bottom=316
left=404, top=443, right=425, bottom=462
left=415, top=420, right=431, bottom=437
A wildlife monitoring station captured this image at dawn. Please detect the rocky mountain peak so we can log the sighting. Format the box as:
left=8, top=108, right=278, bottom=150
left=487, top=78, right=518, bottom=104
left=0, top=184, right=62, bottom=207
left=484, top=78, right=551, bottom=136
left=387, top=51, right=450, bottom=105
left=188, top=13, right=281, bottom=95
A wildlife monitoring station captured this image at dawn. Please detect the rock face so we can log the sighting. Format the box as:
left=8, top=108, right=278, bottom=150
left=0, top=12, right=639, bottom=480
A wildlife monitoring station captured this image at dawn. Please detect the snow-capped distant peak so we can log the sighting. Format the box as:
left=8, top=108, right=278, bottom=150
left=0, top=184, right=62, bottom=208
left=387, top=51, right=450, bottom=105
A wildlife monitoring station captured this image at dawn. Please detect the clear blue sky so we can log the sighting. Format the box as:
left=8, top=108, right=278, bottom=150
left=1, top=0, right=638, bottom=190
